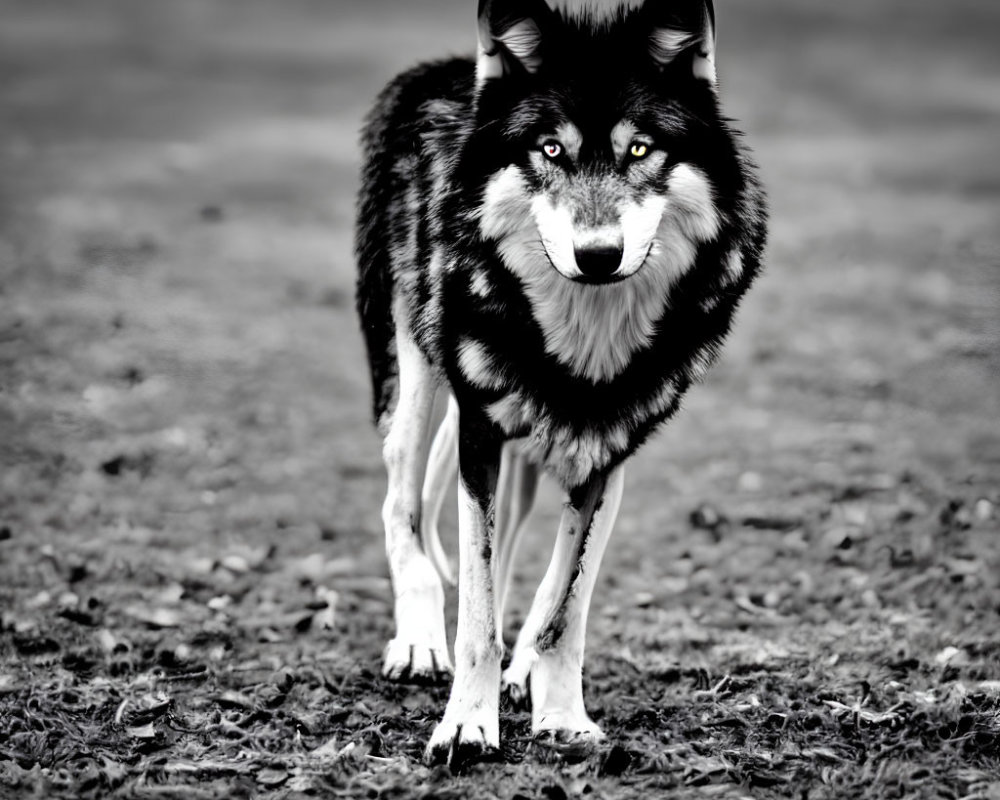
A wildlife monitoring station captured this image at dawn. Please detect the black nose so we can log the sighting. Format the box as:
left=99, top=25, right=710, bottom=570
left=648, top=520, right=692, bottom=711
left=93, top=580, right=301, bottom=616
left=574, top=246, right=623, bottom=280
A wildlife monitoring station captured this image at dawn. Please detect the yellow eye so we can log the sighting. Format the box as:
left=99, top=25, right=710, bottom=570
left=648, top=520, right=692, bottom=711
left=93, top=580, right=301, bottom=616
left=630, top=143, right=649, bottom=159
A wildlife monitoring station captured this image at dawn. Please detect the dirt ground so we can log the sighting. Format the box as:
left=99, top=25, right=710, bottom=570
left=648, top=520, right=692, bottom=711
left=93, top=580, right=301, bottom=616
left=1, top=0, right=999, bottom=798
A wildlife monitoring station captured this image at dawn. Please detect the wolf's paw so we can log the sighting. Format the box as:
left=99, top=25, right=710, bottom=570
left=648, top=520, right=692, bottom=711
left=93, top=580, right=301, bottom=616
left=424, top=712, right=500, bottom=769
left=530, top=720, right=605, bottom=761
left=533, top=710, right=605, bottom=742
left=500, top=646, right=536, bottom=709
left=500, top=670, right=530, bottom=709
left=382, top=639, right=453, bottom=684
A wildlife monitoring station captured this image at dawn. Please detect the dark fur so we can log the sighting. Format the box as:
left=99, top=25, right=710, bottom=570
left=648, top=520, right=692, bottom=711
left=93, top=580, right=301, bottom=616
left=355, top=2, right=767, bottom=492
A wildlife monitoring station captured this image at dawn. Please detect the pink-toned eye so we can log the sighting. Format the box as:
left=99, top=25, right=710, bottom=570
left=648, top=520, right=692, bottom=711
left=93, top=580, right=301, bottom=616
left=542, top=141, right=562, bottom=160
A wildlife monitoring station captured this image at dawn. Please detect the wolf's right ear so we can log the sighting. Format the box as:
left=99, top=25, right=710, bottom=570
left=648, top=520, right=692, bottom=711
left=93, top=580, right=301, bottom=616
left=477, top=0, right=553, bottom=85
left=643, top=0, right=717, bottom=87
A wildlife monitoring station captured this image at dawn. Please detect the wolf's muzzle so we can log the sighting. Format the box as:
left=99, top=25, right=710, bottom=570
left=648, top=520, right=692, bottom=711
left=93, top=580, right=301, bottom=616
left=574, top=246, right=623, bottom=283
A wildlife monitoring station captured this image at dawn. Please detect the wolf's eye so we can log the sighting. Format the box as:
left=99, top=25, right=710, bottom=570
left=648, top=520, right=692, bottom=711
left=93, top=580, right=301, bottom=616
left=541, top=141, right=563, bottom=160
left=629, top=143, right=650, bottom=159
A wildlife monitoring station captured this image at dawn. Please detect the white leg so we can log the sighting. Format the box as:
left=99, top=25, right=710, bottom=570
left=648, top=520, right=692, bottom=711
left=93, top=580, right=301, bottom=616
left=500, top=528, right=569, bottom=707
left=426, top=429, right=503, bottom=767
left=500, top=460, right=592, bottom=706
left=494, top=444, right=540, bottom=627
left=420, top=394, right=459, bottom=586
left=380, top=328, right=452, bottom=683
left=503, top=466, right=625, bottom=739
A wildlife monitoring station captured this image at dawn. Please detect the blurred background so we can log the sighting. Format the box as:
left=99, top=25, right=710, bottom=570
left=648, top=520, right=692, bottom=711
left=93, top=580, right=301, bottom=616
left=0, top=0, right=998, bottom=793
left=1, top=0, right=996, bottom=568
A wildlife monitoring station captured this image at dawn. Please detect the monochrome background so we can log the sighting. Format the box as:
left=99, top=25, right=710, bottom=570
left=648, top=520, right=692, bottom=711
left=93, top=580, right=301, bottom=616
left=0, top=0, right=997, bottom=797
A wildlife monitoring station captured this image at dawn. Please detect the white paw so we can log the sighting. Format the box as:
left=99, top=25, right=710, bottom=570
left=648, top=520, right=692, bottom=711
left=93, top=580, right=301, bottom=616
left=529, top=650, right=602, bottom=743
left=501, top=674, right=529, bottom=709
left=533, top=709, right=605, bottom=741
left=500, top=646, right=536, bottom=709
left=382, top=638, right=453, bottom=684
left=424, top=709, right=500, bottom=768
left=384, top=553, right=450, bottom=683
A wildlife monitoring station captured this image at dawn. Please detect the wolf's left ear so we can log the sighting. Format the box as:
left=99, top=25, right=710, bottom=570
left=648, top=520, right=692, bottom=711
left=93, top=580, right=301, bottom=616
left=643, top=0, right=717, bottom=86
left=477, top=0, right=554, bottom=84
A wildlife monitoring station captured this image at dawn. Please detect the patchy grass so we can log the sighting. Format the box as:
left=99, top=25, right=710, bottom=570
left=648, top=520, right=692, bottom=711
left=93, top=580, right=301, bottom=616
left=2, top=504, right=1000, bottom=798
left=1, top=0, right=999, bottom=798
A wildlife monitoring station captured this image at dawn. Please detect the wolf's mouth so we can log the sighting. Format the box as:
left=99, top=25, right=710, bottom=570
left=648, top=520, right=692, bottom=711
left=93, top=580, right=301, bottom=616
left=541, top=246, right=638, bottom=286
left=571, top=272, right=628, bottom=286
left=568, top=243, right=655, bottom=286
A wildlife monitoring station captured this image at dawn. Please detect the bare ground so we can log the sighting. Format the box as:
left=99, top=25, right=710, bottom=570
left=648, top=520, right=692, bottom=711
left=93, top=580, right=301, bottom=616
left=1, top=0, right=999, bottom=798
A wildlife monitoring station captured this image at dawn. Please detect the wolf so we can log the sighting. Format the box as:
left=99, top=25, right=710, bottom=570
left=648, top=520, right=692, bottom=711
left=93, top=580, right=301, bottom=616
left=355, top=0, right=767, bottom=767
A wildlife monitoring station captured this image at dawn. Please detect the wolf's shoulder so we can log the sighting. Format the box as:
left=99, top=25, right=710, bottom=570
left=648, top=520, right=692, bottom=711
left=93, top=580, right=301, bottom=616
left=362, top=57, right=476, bottom=144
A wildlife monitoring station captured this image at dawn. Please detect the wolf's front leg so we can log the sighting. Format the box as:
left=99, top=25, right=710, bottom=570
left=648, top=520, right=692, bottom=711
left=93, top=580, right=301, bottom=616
left=426, top=427, right=502, bottom=768
left=505, top=465, right=625, bottom=741
left=380, top=333, right=452, bottom=684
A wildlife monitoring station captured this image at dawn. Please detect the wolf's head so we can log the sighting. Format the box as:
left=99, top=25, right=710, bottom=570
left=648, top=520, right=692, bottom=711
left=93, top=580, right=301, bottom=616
left=472, top=0, right=739, bottom=290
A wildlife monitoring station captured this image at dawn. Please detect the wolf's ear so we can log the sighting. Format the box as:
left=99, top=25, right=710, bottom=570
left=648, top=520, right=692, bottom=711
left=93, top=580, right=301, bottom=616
left=643, top=0, right=717, bottom=86
left=477, top=0, right=553, bottom=84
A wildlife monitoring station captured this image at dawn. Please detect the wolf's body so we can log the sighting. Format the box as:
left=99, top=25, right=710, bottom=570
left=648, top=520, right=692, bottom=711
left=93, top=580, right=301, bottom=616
left=355, top=0, right=766, bottom=766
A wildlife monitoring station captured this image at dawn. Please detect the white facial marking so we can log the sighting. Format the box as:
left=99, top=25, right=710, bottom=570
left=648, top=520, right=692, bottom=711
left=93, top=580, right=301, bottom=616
left=530, top=195, right=581, bottom=279
left=480, top=166, right=534, bottom=241
left=574, top=224, right=623, bottom=252
left=553, top=123, right=582, bottom=161
left=668, top=163, right=720, bottom=242
left=619, top=195, right=668, bottom=276
left=611, top=120, right=640, bottom=162
left=478, top=161, right=720, bottom=384
left=641, top=163, right=720, bottom=291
